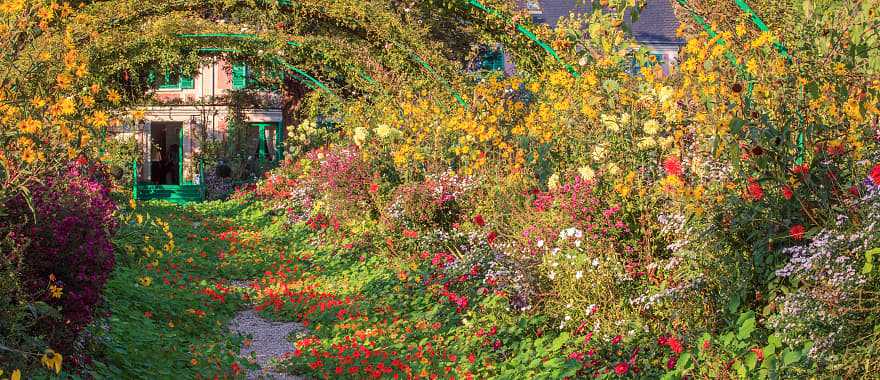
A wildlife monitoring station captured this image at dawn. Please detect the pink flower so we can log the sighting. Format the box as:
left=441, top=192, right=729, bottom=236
left=611, top=335, right=622, bottom=345
left=614, top=362, right=629, bottom=375
left=666, top=356, right=678, bottom=369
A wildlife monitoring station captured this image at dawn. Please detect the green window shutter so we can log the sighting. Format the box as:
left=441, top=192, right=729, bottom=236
left=180, top=75, right=195, bottom=89
left=232, top=64, right=247, bottom=89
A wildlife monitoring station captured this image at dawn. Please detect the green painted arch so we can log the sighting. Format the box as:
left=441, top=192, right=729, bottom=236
left=177, top=32, right=468, bottom=106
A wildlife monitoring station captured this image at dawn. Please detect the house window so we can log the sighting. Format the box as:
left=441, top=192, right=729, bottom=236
left=232, top=64, right=284, bottom=90
left=631, top=52, right=666, bottom=75
left=479, top=48, right=505, bottom=72
left=526, top=0, right=542, bottom=14
left=152, top=70, right=195, bottom=90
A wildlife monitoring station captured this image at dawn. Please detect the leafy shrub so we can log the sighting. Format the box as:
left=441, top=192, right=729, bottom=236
left=386, top=171, right=477, bottom=231
left=1, top=159, right=117, bottom=366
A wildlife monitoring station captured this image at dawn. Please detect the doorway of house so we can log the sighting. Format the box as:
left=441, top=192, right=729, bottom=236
left=149, top=122, right=182, bottom=185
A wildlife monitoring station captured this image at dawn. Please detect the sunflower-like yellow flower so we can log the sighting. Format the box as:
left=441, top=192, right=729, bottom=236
left=41, top=349, right=62, bottom=374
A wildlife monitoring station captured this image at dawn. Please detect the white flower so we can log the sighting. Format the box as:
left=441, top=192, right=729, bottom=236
left=537, top=239, right=545, bottom=248
left=352, top=127, right=369, bottom=146
left=601, top=114, right=619, bottom=132
left=548, top=173, right=560, bottom=190
left=591, top=145, right=607, bottom=162
left=592, top=258, right=600, bottom=267
left=575, top=271, right=583, bottom=280
left=574, top=240, right=582, bottom=248
left=578, top=165, right=595, bottom=180
left=548, top=271, right=556, bottom=280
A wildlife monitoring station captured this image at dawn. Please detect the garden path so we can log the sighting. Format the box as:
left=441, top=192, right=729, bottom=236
left=227, top=309, right=307, bottom=380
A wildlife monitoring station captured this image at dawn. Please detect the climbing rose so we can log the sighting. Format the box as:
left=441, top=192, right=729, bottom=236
left=790, top=224, right=806, bottom=240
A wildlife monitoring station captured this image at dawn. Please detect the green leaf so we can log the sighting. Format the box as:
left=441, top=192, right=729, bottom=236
left=744, top=352, right=757, bottom=370
left=738, top=316, right=756, bottom=340
left=550, top=332, right=570, bottom=352
left=782, top=350, right=801, bottom=366
left=862, top=248, right=879, bottom=274
left=676, top=352, right=692, bottom=371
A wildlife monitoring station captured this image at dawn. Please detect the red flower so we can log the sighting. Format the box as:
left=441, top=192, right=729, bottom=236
left=473, top=214, right=486, bottom=227
left=614, top=362, right=629, bottom=375
left=144, top=311, right=153, bottom=318
left=369, top=183, right=379, bottom=193
left=782, top=186, right=793, bottom=200
left=611, top=335, right=622, bottom=345
left=667, top=336, right=683, bottom=354
left=849, top=186, right=861, bottom=197
left=702, top=339, right=711, bottom=350
left=792, top=163, right=810, bottom=176
left=231, top=362, right=241, bottom=375
left=747, top=178, right=764, bottom=201
left=403, top=229, right=418, bottom=239
left=751, top=347, right=764, bottom=361
left=789, top=224, right=806, bottom=240
left=468, top=353, right=476, bottom=364
left=663, top=156, right=683, bottom=177
left=487, top=231, right=498, bottom=244
left=870, top=164, right=880, bottom=186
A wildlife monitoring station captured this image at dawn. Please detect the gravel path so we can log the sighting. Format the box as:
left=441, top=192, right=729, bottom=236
left=227, top=280, right=308, bottom=380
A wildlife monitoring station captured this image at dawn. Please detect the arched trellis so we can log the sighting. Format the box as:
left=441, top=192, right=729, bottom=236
left=675, top=0, right=803, bottom=161
left=177, top=32, right=474, bottom=108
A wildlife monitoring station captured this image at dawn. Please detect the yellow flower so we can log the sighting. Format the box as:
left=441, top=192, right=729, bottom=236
left=637, top=136, right=657, bottom=150
left=41, top=349, right=62, bottom=374
left=92, top=111, right=109, bottom=127
left=49, top=284, right=63, bottom=298
left=11, top=369, right=22, bottom=380
left=56, top=73, right=72, bottom=89
left=31, top=96, right=47, bottom=108
left=606, top=162, right=620, bottom=176
left=138, top=276, right=153, bottom=287
left=643, top=119, right=660, bottom=135
left=106, top=89, right=121, bottom=104
left=733, top=23, right=747, bottom=37
left=81, top=95, right=95, bottom=108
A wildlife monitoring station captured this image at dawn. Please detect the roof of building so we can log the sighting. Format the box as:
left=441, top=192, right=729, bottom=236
left=516, top=0, right=684, bottom=46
